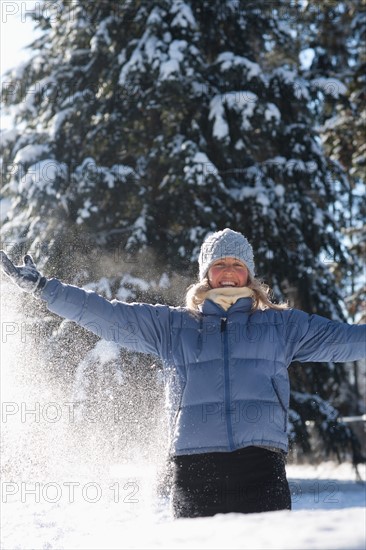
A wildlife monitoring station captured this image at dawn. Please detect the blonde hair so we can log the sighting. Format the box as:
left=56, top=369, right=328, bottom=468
left=185, top=275, right=289, bottom=312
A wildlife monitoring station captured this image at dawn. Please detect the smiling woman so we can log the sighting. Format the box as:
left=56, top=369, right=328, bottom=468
left=1, top=228, right=365, bottom=519
left=185, top=229, right=289, bottom=312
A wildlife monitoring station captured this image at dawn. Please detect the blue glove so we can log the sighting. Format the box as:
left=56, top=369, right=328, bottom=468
left=0, top=251, right=48, bottom=294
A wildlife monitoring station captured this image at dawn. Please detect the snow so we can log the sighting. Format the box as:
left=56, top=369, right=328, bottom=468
left=119, top=42, right=145, bottom=83
left=209, top=96, right=229, bottom=141
left=120, top=273, right=150, bottom=292
left=299, top=48, right=315, bottom=70
left=83, top=277, right=113, bottom=299
left=0, top=197, right=12, bottom=222
left=112, top=164, right=135, bottom=180
left=13, top=143, right=50, bottom=165
left=209, top=91, right=258, bottom=141
left=275, top=184, right=285, bottom=197
left=116, top=285, right=135, bottom=302
left=265, top=102, right=281, bottom=123
left=312, top=78, right=348, bottom=98
left=49, top=108, right=73, bottom=138
left=287, top=202, right=301, bottom=220
left=313, top=208, right=324, bottom=226
left=127, top=208, right=148, bottom=246
left=256, top=193, right=270, bottom=207
left=183, top=150, right=222, bottom=187
left=192, top=151, right=211, bottom=165
left=76, top=198, right=98, bottom=223
left=116, top=273, right=170, bottom=300
left=0, top=127, right=19, bottom=145
left=216, top=52, right=262, bottom=81
left=274, top=67, right=297, bottom=85
left=6, top=59, right=29, bottom=81
left=159, top=273, right=170, bottom=289
left=170, top=0, right=197, bottom=29
left=119, top=7, right=170, bottom=85
left=84, top=339, right=121, bottom=366
left=234, top=138, right=245, bottom=150
left=228, top=175, right=273, bottom=202
left=159, top=40, right=187, bottom=81
left=1, top=462, right=365, bottom=550
left=90, top=16, right=114, bottom=52
left=285, top=158, right=307, bottom=176
left=18, top=159, right=66, bottom=196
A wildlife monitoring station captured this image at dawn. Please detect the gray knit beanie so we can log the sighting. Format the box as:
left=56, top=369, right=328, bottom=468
left=198, top=228, right=255, bottom=281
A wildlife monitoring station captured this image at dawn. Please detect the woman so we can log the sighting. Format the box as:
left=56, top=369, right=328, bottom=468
left=1, top=228, right=365, bottom=518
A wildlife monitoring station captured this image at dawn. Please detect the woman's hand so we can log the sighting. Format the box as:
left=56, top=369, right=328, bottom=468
left=0, top=251, right=47, bottom=294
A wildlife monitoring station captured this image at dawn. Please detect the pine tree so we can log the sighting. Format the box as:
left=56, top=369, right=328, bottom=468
left=298, top=0, right=366, bottom=423
left=299, top=0, right=365, bottom=321
left=1, top=0, right=363, bottom=462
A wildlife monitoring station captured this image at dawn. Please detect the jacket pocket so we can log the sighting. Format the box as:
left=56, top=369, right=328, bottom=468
left=271, top=377, right=288, bottom=432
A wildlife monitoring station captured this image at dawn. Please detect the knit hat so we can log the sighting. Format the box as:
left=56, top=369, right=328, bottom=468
left=198, top=228, right=255, bottom=281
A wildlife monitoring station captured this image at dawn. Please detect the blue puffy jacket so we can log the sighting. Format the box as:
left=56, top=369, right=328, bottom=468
left=41, top=279, right=365, bottom=456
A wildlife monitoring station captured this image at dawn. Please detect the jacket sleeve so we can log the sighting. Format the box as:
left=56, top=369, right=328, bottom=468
left=40, top=278, right=172, bottom=359
left=284, top=309, right=366, bottom=363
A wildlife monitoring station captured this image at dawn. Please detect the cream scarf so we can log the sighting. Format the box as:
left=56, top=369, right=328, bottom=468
left=204, top=286, right=254, bottom=311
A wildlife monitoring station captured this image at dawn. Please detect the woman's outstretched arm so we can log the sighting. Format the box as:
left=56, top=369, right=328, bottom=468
left=0, top=251, right=172, bottom=359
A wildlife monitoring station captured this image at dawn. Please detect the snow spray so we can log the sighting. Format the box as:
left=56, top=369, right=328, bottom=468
left=0, top=276, right=170, bottom=526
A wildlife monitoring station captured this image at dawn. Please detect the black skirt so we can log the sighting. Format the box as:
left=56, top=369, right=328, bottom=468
left=171, top=446, right=291, bottom=518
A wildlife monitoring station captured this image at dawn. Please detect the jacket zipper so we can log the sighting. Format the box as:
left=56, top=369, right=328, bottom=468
left=221, top=317, right=235, bottom=450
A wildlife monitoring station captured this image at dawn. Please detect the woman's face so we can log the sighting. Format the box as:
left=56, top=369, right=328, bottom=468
left=208, top=257, right=249, bottom=289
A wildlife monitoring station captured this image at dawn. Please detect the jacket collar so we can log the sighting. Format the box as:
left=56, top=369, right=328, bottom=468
left=200, top=297, right=253, bottom=316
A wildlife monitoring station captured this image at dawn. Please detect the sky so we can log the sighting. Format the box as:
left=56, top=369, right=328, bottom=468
left=1, top=1, right=40, bottom=71
left=1, top=1, right=40, bottom=128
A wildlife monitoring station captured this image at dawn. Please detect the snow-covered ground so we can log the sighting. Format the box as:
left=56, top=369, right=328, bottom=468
left=1, top=281, right=365, bottom=550
left=1, top=461, right=365, bottom=550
